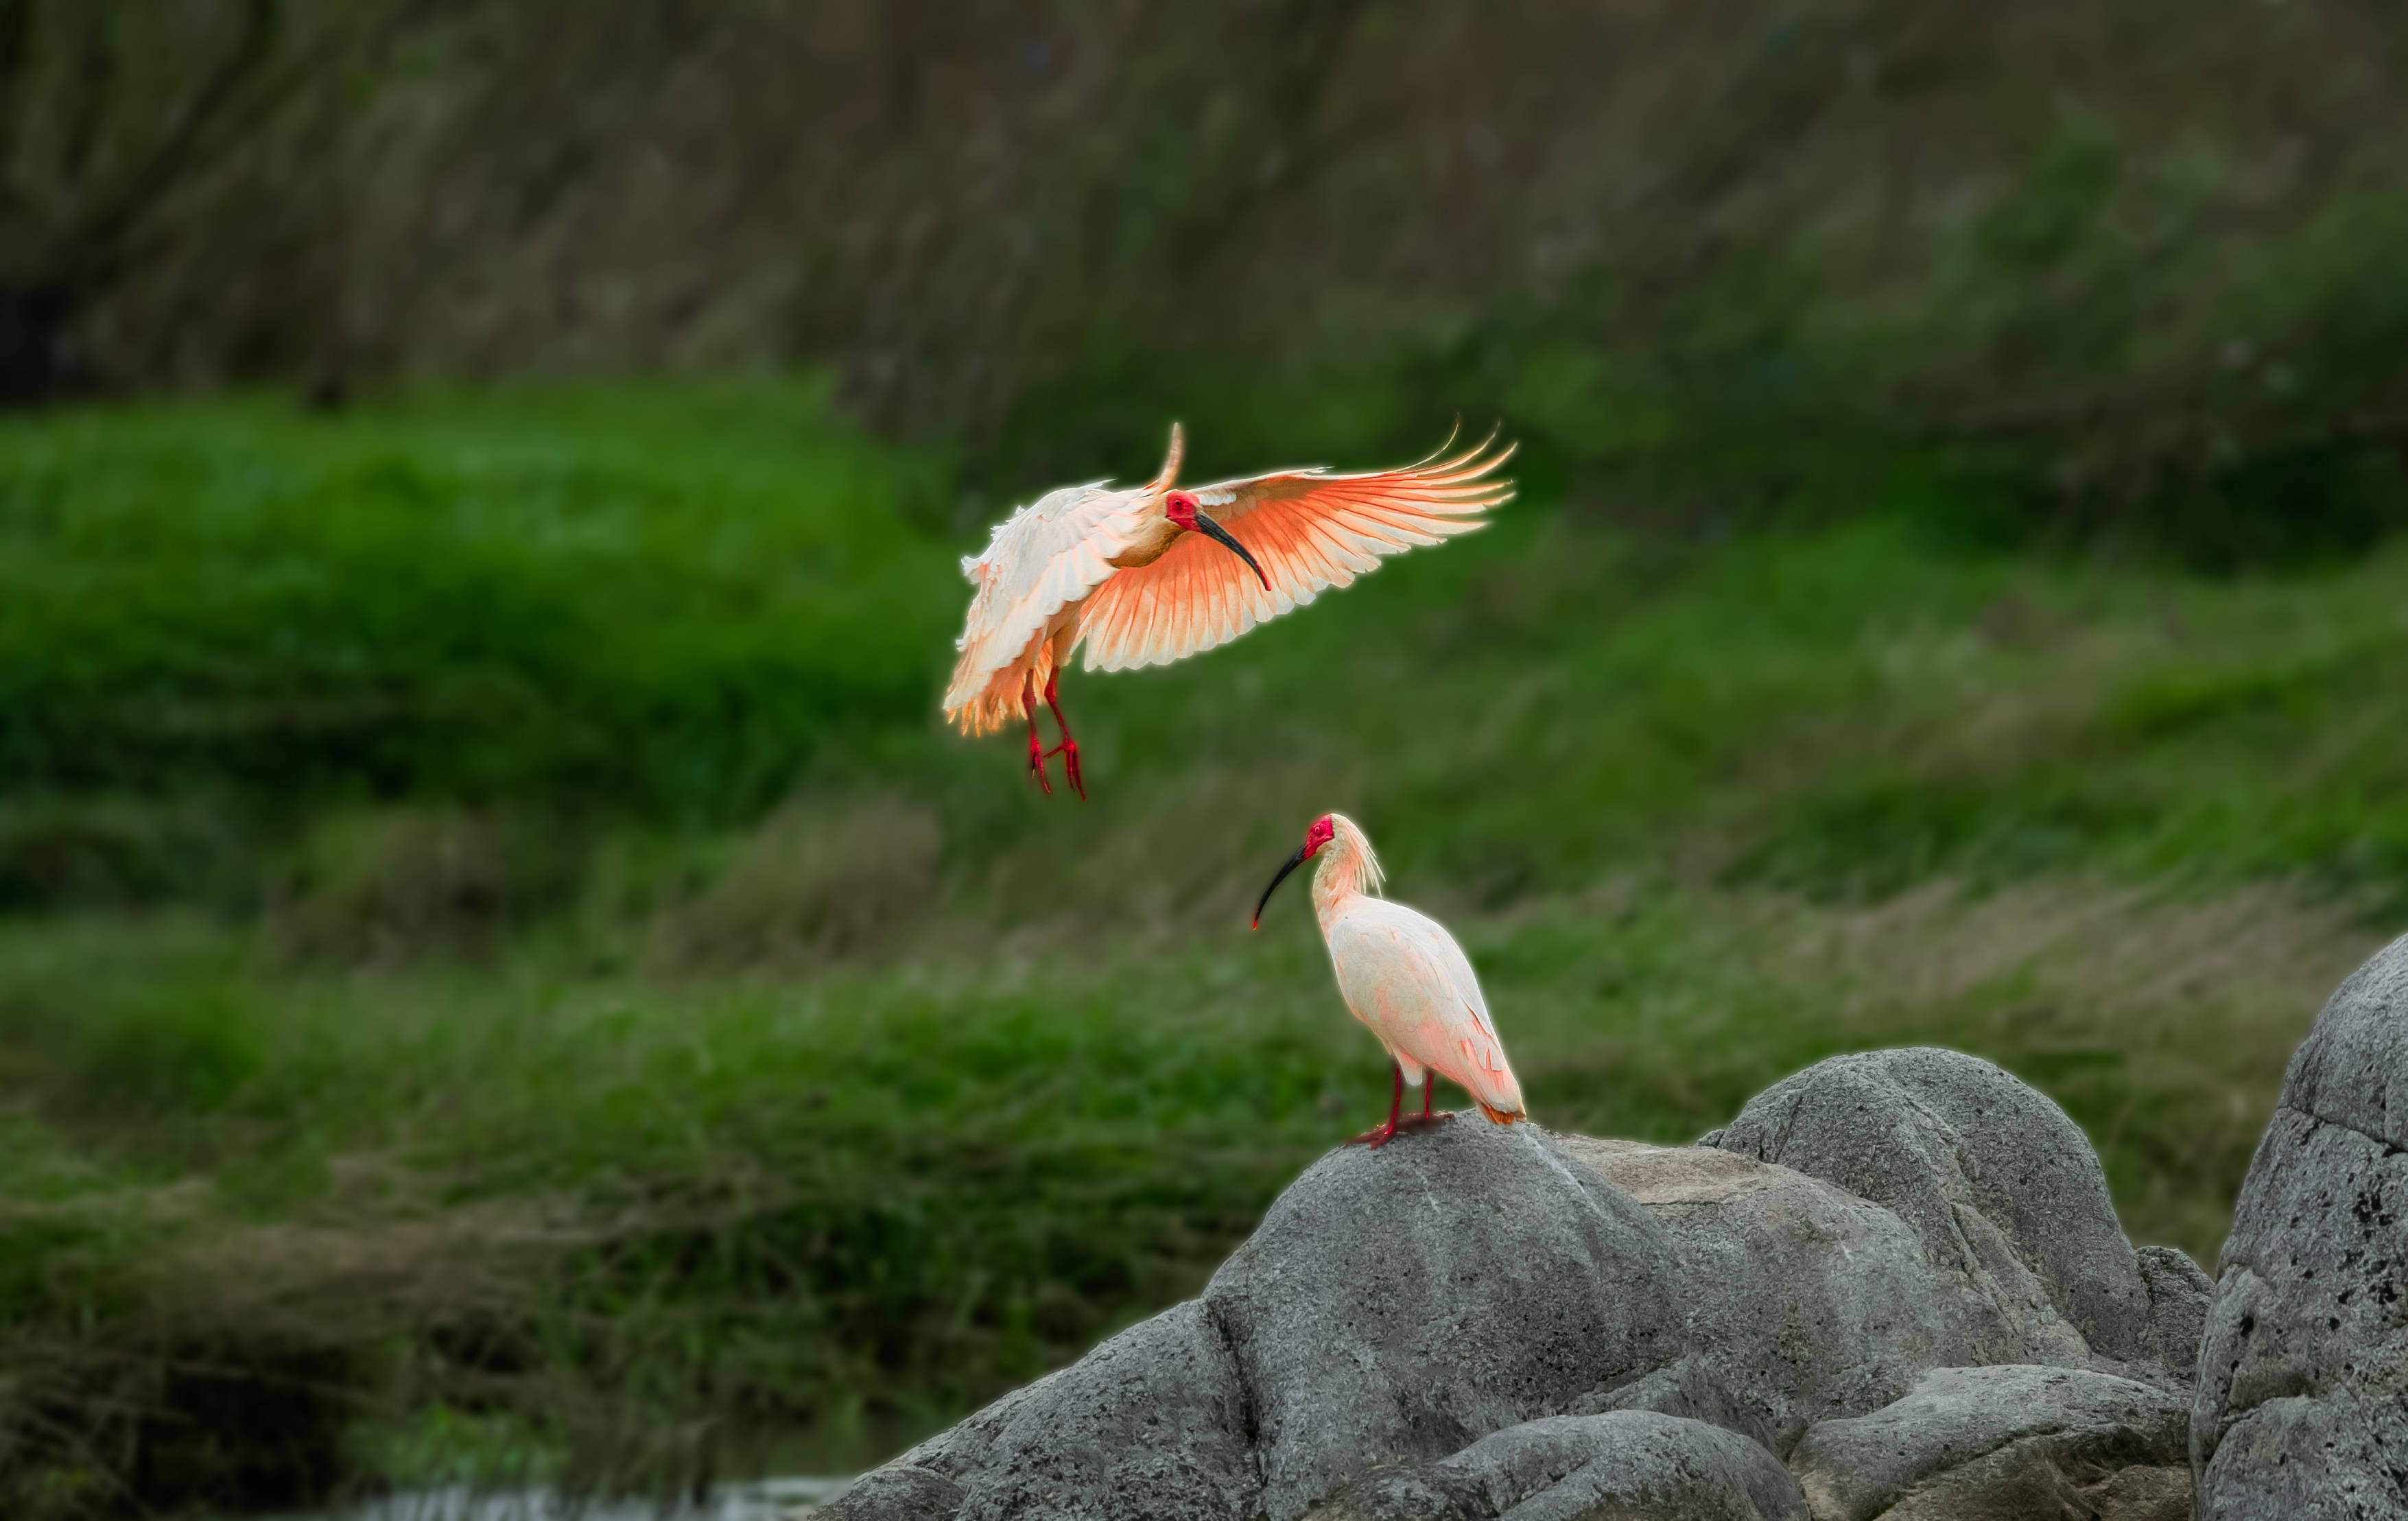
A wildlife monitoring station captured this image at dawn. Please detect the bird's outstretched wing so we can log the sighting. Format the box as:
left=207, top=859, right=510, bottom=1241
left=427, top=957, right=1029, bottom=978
left=1074, top=432, right=1513, bottom=673
left=945, top=481, right=1143, bottom=727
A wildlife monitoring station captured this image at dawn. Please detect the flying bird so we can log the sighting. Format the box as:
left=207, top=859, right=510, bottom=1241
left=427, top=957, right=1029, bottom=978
left=944, top=426, right=1513, bottom=798
left=1252, top=812, right=1527, bottom=1147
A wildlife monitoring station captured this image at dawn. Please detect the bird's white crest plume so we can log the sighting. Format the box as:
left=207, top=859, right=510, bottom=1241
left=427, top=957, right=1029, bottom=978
left=943, top=425, right=1515, bottom=798
left=1146, top=421, right=1184, bottom=493
left=1251, top=812, right=1525, bottom=1148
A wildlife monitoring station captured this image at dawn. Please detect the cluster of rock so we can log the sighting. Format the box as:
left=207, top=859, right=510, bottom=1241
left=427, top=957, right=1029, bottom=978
left=827, top=933, right=2408, bottom=1521
left=2192, top=932, right=2408, bottom=1516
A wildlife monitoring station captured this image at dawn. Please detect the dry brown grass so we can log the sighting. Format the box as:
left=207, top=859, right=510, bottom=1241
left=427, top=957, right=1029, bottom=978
left=1771, top=875, right=2384, bottom=1252
left=646, top=796, right=943, bottom=974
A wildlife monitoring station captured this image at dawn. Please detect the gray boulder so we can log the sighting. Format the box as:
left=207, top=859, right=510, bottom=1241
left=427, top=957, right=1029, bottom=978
left=1560, top=1137, right=1977, bottom=1453
left=2278, top=929, right=2408, bottom=1140
left=2134, top=1246, right=2212, bottom=1388
left=1306, top=1410, right=1808, bottom=1521
left=821, top=1300, right=1260, bottom=1521
left=1791, top=1364, right=2190, bottom=1521
left=1205, top=1118, right=1686, bottom=1521
left=1570, top=1353, right=1783, bottom=1456
left=2193, top=930, right=2408, bottom=1520
left=1710, top=1048, right=2167, bottom=1382
left=817, top=1465, right=967, bottom=1521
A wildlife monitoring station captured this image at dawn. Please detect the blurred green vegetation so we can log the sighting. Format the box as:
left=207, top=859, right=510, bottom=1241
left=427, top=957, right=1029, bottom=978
left=0, top=384, right=952, bottom=815
left=0, top=381, right=2403, bottom=1514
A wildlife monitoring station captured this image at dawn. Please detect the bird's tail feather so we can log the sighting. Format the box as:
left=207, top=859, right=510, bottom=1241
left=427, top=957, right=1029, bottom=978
left=1476, top=1101, right=1523, bottom=1126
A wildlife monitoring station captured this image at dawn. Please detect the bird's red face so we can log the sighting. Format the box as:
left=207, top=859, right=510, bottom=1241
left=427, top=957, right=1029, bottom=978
left=1161, top=490, right=1271, bottom=590
left=1252, top=814, right=1338, bottom=929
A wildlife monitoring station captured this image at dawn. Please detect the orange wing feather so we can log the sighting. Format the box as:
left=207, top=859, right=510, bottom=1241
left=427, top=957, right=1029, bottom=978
left=1074, top=432, right=1513, bottom=672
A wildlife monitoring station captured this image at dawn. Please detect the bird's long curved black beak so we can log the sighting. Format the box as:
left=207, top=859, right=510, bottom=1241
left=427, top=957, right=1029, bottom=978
left=1252, top=844, right=1310, bottom=930
left=1194, top=510, right=1271, bottom=591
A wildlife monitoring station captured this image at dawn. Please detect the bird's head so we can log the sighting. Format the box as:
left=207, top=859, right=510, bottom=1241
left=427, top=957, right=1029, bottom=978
left=1164, top=491, right=1271, bottom=591
left=1301, top=813, right=1338, bottom=858
left=1251, top=813, right=1343, bottom=929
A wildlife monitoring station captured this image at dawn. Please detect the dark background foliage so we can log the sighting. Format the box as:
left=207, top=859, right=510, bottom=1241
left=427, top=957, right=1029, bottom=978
left=12, top=1, right=2408, bottom=552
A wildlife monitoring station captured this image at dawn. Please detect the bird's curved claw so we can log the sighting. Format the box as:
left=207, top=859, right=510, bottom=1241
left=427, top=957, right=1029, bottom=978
left=1397, top=1109, right=1454, bottom=1133
left=1026, top=731, right=1053, bottom=797
left=1347, top=1119, right=1400, bottom=1149
left=1048, top=738, right=1087, bottom=801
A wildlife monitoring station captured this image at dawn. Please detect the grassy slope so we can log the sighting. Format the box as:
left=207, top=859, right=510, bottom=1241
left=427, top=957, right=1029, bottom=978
left=0, top=383, right=2403, bottom=1509
left=0, top=382, right=956, bottom=815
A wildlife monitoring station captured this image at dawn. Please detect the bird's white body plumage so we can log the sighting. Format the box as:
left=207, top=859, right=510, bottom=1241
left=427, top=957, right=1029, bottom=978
left=944, top=479, right=1159, bottom=731
left=944, top=427, right=1513, bottom=735
left=1308, top=815, right=1526, bottom=1120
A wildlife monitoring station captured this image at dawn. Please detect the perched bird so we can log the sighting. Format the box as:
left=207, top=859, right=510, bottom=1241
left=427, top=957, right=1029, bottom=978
left=944, top=426, right=1513, bottom=798
left=1252, top=812, right=1527, bottom=1147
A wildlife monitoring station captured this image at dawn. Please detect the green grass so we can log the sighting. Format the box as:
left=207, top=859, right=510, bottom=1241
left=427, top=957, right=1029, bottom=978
left=0, top=381, right=2403, bottom=1514
left=0, top=381, right=955, bottom=817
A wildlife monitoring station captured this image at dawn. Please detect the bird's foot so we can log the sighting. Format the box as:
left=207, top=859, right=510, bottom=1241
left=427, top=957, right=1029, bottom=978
left=1026, top=733, right=1053, bottom=796
left=1048, top=738, right=1087, bottom=801
left=1347, top=1118, right=1400, bottom=1149
left=1396, top=1109, right=1454, bottom=1133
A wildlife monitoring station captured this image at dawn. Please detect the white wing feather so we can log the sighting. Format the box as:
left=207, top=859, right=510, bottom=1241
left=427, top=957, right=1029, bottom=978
left=1325, top=897, right=1524, bottom=1116
left=944, top=482, right=1150, bottom=717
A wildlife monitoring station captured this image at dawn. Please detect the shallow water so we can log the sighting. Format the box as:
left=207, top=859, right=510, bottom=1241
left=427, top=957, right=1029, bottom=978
left=265, top=1475, right=855, bottom=1521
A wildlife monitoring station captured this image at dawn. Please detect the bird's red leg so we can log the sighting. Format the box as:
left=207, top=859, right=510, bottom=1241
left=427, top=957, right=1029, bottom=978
left=1350, top=1062, right=1404, bottom=1148
left=1041, top=672, right=1085, bottom=801
left=1399, top=1076, right=1453, bottom=1133
left=1023, top=676, right=1052, bottom=797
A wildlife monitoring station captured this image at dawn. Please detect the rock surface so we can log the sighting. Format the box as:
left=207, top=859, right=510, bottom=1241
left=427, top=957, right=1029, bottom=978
left=1790, top=1364, right=2188, bottom=1521
left=832, top=1300, right=1260, bottom=1521
left=1710, top=1048, right=2162, bottom=1382
left=1204, top=1119, right=1686, bottom=1520
left=1306, top=1410, right=1809, bottom=1521
left=2193, top=930, right=2408, bottom=1520
left=2134, top=1245, right=2212, bottom=1388
left=820, top=1465, right=966, bottom=1521
left=1560, top=1137, right=1973, bottom=1453
left=1568, top=1353, right=1782, bottom=1456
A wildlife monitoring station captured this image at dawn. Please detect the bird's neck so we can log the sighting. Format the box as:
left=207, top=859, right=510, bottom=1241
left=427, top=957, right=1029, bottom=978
left=1104, top=508, right=1183, bottom=569
left=1311, top=850, right=1370, bottom=932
